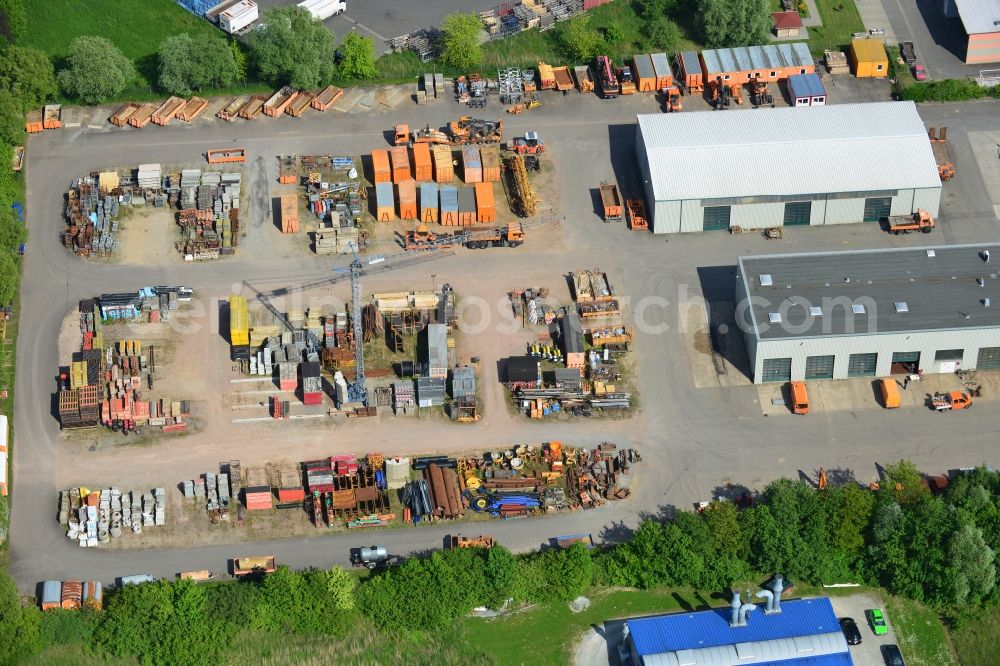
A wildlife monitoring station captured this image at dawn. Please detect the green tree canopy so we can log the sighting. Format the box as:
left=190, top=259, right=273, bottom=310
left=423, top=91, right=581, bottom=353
left=57, top=36, right=136, bottom=105
left=439, top=13, right=483, bottom=71
left=699, top=0, right=770, bottom=48
left=646, top=17, right=682, bottom=53
left=246, top=6, right=335, bottom=88
left=338, top=32, right=378, bottom=80
left=0, top=569, right=41, bottom=663
left=559, top=16, right=604, bottom=62
left=948, top=524, right=996, bottom=607
left=0, top=0, right=27, bottom=44
left=158, top=34, right=238, bottom=96
left=0, top=92, right=25, bottom=146
left=0, top=46, right=57, bottom=112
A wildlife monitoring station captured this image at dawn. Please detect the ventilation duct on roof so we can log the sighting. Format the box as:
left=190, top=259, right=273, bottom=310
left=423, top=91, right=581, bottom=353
left=739, top=602, right=755, bottom=626
left=983, top=250, right=991, bottom=263
left=755, top=589, right=774, bottom=613
left=730, top=590, right=742, bottom=627
left=978, top=278, right=985, bottom=287
left=772, top=575, right=784, bottom=612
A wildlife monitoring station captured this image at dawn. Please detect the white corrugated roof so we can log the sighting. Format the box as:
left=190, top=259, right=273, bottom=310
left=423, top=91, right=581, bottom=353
left=954, top=0, right=1000, bottom=34
left=638, top=102, right=941, bottom=202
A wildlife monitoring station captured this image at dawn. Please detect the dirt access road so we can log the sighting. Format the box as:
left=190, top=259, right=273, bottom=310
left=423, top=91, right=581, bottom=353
left=11, top=87, right=1000, bottom=588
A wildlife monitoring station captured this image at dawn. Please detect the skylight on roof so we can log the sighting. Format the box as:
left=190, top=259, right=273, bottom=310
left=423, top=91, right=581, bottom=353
left=809, top=306, right=822, bottom=316
left=760, top=274, right=773, bottom=286
left=927, top=250, right=936, bottom=257
left=895, top=302, right=908, bottom=313
left=852, top=304, right=866, bottom=314
left=768, top=312, right=782, bottom=323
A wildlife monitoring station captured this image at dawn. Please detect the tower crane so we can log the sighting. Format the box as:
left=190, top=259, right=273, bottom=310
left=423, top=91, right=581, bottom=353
left=334, top=242, right=383, bottom=404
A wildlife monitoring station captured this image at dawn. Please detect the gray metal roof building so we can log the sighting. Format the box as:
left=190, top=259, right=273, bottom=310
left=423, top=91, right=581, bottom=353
left=736, top=244, right=1000, bottom=383
left=635, top=102, right=941, bottom=234
left=943, top=0, right=1000, bottom=63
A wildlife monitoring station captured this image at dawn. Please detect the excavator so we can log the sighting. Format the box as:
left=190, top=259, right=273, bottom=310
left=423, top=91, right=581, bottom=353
left=407, top=117, right=504, bottom=146
left=661, top=85, right=682, bottom=112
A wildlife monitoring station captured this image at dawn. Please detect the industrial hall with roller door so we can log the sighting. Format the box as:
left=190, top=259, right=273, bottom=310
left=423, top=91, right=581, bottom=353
left=736, top=244, right=1000, bottom=384
left=635, top=101, right=941, bottom=234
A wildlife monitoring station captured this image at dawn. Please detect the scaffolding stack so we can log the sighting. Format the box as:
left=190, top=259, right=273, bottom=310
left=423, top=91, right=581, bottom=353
left=498, top=67, right=525, bottom=104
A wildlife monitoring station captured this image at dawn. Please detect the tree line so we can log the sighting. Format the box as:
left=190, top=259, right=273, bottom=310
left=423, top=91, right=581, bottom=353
left=1, top=461, right=996, bottom=665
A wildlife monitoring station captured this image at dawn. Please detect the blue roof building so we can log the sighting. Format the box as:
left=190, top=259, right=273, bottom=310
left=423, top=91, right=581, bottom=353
left=626, top=597, right=852, bottom=666
left=788, top=74, right=827, bottom=107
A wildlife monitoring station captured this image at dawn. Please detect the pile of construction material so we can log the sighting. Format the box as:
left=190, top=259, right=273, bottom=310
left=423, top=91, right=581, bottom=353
left=176, top=169, right=241, bottom=259
left=59, top=289, right=192, bottom=432
left=25, top=104, right=62, bottom=133
left=480, top=0, right=608, bottom=40
left=58, top=487, right=166, bottom=546
left=416, top=72, right=446, bottom=104
left=403, top=456, right=464, bottom=522
left=183, top=461, right=240, bottom=525
left=304, top=455, right=392, bottom=528
left=63, top=174, right=126, bottom=256
left=384, top=28, right=440, bottom=62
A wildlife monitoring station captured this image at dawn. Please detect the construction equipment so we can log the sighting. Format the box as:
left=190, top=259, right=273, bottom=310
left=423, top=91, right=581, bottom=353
left=661, top=85, right=682, bottom=112
left=751, top=80, right=774, bottom=108
left=448, top=116, right=503, bottom=144
left=617, top=66, right=636, bottom=94
left=232, top=555, right=276, bottom=576
left=932, top=391, right=973, bottom=412
left=626, top=198, right=648, bottom=231
left=595, top=56, right=620, bottom=98
left=412, top=124, right=452, bottom=145
left=574, top=65, right=595, bottom=93
left=599, top=182, right=623, bottom=222
left=885, top=209, right=935, bottom=234
left=393, top=124, right=410, bottom=145
left=404, top=222, right=524, bottom=250
left=712, top=77, right=732, bottom=109
left=506, top=98, right=540, bottom=114
left=507, top=155, right=537, bottom=217
left=817, top=467, right=828, bottom=490
left=331, top=243, right=372, bottom=404
left=206, top=148, right=246, bottom=164
left=512, top=131, right=544, bottom=154
left=928, top=128, right=955, bottom=181
left=449, top=534, right=495, bottom=549
left=351, top=545, right=396, bottom=570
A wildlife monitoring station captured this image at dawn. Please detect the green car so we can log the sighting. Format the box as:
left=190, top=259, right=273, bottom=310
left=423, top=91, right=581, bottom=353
left=869, top=609, right=888, bottom=635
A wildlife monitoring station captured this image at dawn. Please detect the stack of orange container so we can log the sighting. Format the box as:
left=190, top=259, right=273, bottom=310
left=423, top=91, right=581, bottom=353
left=474, top=183, right=496, bottom=223
left=398, top=179, right=417, bottom=220
left=412, top=143, right=433, bottom=180
left=390, top=146, right=411, bottom=183
left=480, top=145, right=501, bottom=182
left=432, top=145, right=454, bottom=182
left=280, top=194, right=299, bottom=233
left=371, top=149, right=391, bottom=184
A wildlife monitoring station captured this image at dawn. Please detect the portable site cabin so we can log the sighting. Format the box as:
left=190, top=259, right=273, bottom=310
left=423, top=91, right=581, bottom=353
left=420, top=182, right=439, bottom=223
left=390, top=146, right=411, bottom=183
left=676, top=51, right=703, bottom=92
left=371, top=149, right=391, bottom=184
left=633, top=54, right=657, bottom=92
left=397, top=179, right=417, bottom=220
left=850, top=38, right=889, bottom=77
left=432, top=145, right=454, bottom=183
left=788, top=73, right=827, bottom=106
left=375, top=182, right=395, bottom=221
left=412, top=142, right=433, bottom=181
left=649, top=53, right=673, bottom=89
left=700, top=43, right=814, bottom=91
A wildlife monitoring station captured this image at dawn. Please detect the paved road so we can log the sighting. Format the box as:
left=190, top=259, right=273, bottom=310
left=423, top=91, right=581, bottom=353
left=254, top=0, right=499, bottom=53
left=10, top=89, right=1000, bottom=590
left=872, top=0, right=987, bottom=80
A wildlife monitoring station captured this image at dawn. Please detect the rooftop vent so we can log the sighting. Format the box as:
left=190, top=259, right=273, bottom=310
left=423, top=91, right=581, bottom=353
left=895, top=302, right=908, bottom=313
left=927, top=250, right=936, bottom=258
left=978, top=278, right=985, bottom=287
left=809, top=306, right=822, bottom=316
left=759, top=274, right=773, bottom=286
left=982, top=250, right=991, bottom=263
left=768, top=312, right=782, bottom=323
left=852, top=304, right=866, bottom=314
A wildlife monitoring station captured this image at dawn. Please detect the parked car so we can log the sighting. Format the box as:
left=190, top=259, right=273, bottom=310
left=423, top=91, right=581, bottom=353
left=839, top=617, right=862, bottom=645
left=868, top=608, right=888, bottom=635
left=882, top=644, right=906, bottom=666
left=913, top=63, right=927, bottom=81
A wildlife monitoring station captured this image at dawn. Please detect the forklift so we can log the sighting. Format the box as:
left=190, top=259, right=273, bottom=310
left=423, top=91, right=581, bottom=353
left=750, top=80, right=774, bottom=108
left=511, top=131, right=545, bottom=155
left=712, top=77, right=731, bottom=110
left=660, top=85, right=682, bottom=112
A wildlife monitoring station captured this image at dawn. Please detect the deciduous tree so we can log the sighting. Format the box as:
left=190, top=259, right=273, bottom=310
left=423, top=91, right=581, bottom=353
left=0, top=47, right=57, bottom=111
left=57, top=36, right=136, bottom=105
left=0, top=0, right=27, bottom=44
left=439, top=13, right=482, bottom=71
left=158, top=34, right=238, bottom=96
left=699, top=0, right=770, bottom=48
left=560, top=16, right=604, bottom=62
left=646, top=17, right=682, bottom=53
left=338, top=32, right=378, bottom=80
left=0, top=92, right=25, bottom=146
left=947, top=524, right=996, bottom=607
left=246, top=6, right=335, bottom=88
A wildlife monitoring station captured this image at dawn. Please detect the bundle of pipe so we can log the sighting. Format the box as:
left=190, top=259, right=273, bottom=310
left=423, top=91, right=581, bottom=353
left=426, top=464, right=455, bottom=518
left=402, top=479, right=434, bottom=519
left=489, top=494, right=541, bottom=515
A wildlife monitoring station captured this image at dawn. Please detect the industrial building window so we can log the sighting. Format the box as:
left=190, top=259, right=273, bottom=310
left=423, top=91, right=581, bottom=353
left=847, top=353, right=878, bottom=377
left=891, top=351, right=920, bottom=374
left=863, top=197, right=892, bottom=222
left=783, top=201, right=812, bottom=226
left=703, top=206, right=731, bottom=231
left=805, top=355, right=835, bottom=380
left=935, top=349, right=964, bottom=362
left=761, top=357, right=792, bottom=382
left=977, top=347, right=1000, bottom=370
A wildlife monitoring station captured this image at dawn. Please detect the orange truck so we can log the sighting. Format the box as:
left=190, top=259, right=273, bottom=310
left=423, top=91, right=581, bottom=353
left=599, top=182, right=623, bottom=222
left=885, top=209, right=935, bottom=234
left=206, top=148, right=246, bottom=164
left=552, top=65, right=574, bottom=91
left=232, top=555, right=277, bottom=576
left=932, top=391, right=972, bottom=412
left=449, top=534, right=495, bottom=549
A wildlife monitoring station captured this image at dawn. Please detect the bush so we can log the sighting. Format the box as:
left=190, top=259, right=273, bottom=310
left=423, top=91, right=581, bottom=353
left=158, top=34, right=238, bottom=96
left=439, top=13, right=483, bottom=71
left=57, top=36, right=136, bottom=105
left=899, top=79, right=992, bottom=103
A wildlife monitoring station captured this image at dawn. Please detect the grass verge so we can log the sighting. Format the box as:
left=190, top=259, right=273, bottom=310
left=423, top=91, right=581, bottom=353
left=807, top=0, right=866, bottom=57
left=884, top=595, right=958, bottom=666
left=950, top=604, right=1000, bottom=666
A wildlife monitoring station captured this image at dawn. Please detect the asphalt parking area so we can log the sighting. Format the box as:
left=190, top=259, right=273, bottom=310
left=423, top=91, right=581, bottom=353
left=830, top=593, right=898, bottom=666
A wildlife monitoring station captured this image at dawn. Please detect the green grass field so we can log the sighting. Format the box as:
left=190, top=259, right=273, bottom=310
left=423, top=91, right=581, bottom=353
left=807, top=0, right=865, bottom=56
left=951, top=605, right=1000, bottom=666
left=884, top=595, right=959, bottom=666
left=22, top=0, right=225, bottom=85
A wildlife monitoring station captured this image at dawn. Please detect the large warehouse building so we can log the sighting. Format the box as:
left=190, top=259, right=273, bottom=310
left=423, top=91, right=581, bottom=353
left=943, top=0, right=1000, bottom=64
left=625, top=596, right=851, bottom=666
left=737, top=244, right=1000, bottom=384
left=635, top=102, right=941, bottom=234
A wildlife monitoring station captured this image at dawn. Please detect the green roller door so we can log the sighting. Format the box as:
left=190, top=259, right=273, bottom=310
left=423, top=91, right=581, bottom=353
left=977, top=347, right=1000, bottom=370
left=847, top=352, right=878, bottom=377
left=805, top=355, right=834, bottom=379
left=703, top=206, right=731, bottom=231
left=761, top=357, right=792, bottom=383
left=783, top=201, right=812, bottom=226
left=863, top=197, right=891, bottom=222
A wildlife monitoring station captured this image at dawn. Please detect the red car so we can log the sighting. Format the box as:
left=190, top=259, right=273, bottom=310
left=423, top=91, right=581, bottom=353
left=913, top=63, right=927, bottom=81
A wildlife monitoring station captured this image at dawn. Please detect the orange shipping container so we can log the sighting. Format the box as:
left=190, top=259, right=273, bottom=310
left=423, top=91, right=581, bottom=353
left=176, top=96, right=208, bottom=122
left=390, top=146, right=411, bottom=183
left=371, top=149, right=391, bottom=184
left=24, top=109, right=43, bottom=134
left=462, top=145, right=482, bottom=184
left=432, top=145, right=454, bottom=183
left=152, top=96, right=185, bottom=125
left=280, top=194, right=299, bottom=234
left=474, top=182, right=496, bottom=223
left=480, top=144, right=501, bottom=183
left=311, top=85, right=344, bottom=111
left=43, top=104, right=62, bottom=129
left=375, top=182, right=395, bottom=221
left=128, top=103, right=156, bottom=128
left=398, top=179, right=417, bottom=220
left=412, top=142, right=433, bottom=181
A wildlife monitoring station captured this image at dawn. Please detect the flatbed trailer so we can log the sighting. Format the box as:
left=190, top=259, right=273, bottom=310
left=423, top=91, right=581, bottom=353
left=206, top=148, right=247, bottom=164
left=404, top=222, right=523, bottom=250
left=928, top=127, right=955, bottom=181
left=232, top=555, right=276, bottom=576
